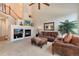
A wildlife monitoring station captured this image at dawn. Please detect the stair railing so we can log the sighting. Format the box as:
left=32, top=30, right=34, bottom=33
left=0, top=4, right=22, bottom=20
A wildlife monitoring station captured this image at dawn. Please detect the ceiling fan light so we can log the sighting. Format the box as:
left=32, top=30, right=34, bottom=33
left=29, top=3, right=50, bottom=10
left=29, top=15, right=32, bottom=18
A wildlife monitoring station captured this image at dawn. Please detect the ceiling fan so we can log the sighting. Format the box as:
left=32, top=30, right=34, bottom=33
left=29, top=3, right=50, bottom=10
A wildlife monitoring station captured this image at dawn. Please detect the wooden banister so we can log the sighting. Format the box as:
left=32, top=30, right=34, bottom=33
left=9, top=6, right=10, bottom=15
left=1, top=4, right=3, bottom=11
left=9, top=7, right=22, bottom=19
left=0, top=4, right=22, bottom=20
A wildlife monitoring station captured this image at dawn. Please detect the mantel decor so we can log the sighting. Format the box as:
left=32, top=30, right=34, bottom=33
left=44, top=22, right=54, bottom=31
left=24, top=20, right=31, bottom=26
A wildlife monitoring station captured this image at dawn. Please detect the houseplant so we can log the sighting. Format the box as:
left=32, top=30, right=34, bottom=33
left=58, top=20, right=77, bottom=35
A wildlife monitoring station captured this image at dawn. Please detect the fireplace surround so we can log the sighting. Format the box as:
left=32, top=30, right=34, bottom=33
left=10, top=25, right=34, bottom=41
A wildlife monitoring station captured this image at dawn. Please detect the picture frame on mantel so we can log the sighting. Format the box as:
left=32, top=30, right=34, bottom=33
left=44, top=22, right=54, bottom=31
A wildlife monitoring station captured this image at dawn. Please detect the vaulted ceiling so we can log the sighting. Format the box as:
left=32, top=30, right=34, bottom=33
left=29, top=3, right=79, bottom=18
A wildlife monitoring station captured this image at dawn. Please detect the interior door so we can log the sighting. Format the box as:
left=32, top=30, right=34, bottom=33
left=0, top=19, right=7, bottom=36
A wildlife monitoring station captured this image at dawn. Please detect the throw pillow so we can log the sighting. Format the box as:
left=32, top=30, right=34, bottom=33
left=63, top=33, right=67, bottom=38
left=64, top=33, right=72, bottom=43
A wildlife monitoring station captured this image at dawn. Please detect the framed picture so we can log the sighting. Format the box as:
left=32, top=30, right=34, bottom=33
left=44, top=22, right=54, bottom=31
left=24, top=20, right=31, bottom=26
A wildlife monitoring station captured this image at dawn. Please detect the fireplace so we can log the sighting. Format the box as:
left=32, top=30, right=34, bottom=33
left=14, top=29, right=23, bottom=39
left=25, top=29, right=31, bottom=37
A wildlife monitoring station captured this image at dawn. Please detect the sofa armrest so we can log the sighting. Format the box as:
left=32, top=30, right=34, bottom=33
left=54, top=37, right=63, bottom=42
left=52, top=41, right=79, bottom=55
left=54, top=41, right=79, bottom=49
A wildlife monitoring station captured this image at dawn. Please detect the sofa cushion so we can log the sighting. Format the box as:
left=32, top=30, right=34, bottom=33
left=64, top=33, right=72, bottom=43
left=33, top=37, right=47, bottom=44
left=34, top=37, right=41, bottom=44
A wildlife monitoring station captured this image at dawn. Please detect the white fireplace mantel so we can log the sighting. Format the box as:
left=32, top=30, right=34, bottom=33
left=10, top=25, right=35, bottom=42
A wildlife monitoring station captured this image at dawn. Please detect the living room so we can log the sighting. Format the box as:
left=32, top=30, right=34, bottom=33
left=0, top=3, right=79, bottom=56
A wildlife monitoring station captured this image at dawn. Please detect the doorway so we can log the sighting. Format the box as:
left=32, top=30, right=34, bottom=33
left=0, top=18, right=8, bottom=41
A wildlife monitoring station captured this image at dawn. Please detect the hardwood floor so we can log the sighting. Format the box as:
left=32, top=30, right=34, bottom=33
left=0, top=38, right=56, bottom=56
left=0, top=36, right=8, bottom=41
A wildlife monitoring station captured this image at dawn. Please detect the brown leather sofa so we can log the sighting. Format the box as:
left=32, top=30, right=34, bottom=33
left=38, top=32, right=58, bottom=42
left=52, top=33, right=79, bottom=56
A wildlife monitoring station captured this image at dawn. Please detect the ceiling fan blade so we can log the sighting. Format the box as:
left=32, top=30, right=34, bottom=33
left=38, top=3, right=40, bottom=10
left=43, top=3, right=50, bottom=6
left=29, top=3, right=34, bottom=6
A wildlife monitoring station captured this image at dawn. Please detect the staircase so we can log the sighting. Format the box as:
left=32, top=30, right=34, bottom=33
left=0, top=4, right=22, bottom=40
left=0, top=4, right=22, bottom=20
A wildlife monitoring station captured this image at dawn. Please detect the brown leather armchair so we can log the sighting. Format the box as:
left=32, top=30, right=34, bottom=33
left=52, top=35, right=79, bottom=56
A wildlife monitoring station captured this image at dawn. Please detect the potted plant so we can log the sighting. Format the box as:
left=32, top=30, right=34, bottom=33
left=58, top=20, right=77, bottom=35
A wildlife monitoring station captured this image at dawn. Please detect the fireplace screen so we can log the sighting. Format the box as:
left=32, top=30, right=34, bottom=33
left=14, top=29, right=23, bottom=39
left=25, top=29, right=31, bottom=37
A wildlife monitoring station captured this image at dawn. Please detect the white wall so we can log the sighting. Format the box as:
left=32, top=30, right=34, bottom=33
left=33, top=13, right=78, bottom=32
left=53, top=13, right=77, bottom=31
left=23, top=4, right=32, bottom=20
